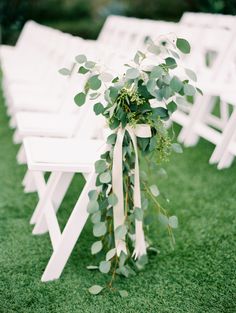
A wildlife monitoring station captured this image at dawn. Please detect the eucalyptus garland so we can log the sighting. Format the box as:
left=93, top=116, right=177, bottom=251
left=60, top=34, right=201, bottom=296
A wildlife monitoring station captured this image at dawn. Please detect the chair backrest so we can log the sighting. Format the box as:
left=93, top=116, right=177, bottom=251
left=180, top=11, right=236, bottom=31
left=180, top=12, right=217, bottom=27
left=183, top=26, right=233, bottom=79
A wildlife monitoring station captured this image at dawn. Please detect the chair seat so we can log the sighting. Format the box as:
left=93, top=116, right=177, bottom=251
left=23, top=137, right=105, bottom=172
left=16, top=112, right=78, bottom=138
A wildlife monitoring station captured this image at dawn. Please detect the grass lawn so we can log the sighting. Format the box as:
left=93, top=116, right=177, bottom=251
left=0, top=83, right=235, bottom=313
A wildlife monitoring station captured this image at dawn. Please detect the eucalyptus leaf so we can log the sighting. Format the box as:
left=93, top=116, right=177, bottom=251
left=99, top=260, right=111, bottom=274
left=95, top=160, right=107, bottom=173
left=134, top=207, right=143, bottom=221
left=87, top=200, right=99, bottom=214
left=93, top=102, right=104, bottom=115
left=119, top=290, right=129, bottom=298
left=74, top=92, right=86, bottom=106
left=158, top=213, right=169, bottom=226
left=150, top=184, right=160, bottom=197
left=85, top=61, right=96, bottom=69
left=167, top=100, right=177, bottom=113
left=126, top=68, right=140, bottom=79
left=172, top=143, right=183, bottom=153
left=88, top=75, right=102, bottom=90
left=91, top=241, right=103, bottom=255
left=170, top=76, right=183, bottom=92
left=185, top=68, right=197, bottom=82
left=88, top=285, right=103, bottom=295
left=150, top=66, right=163, bottom=79
left=165, top=57, right=177, bottom=69
left=78, top=66, right=89, bottom=74
left=93, top=222, right=107, bottom=237
left=176, top=38, right=191, bottom=54
left=107, top=133, right=117, bottom=145
left=106, top=248, right=116, bottom=261
left=148, top=44, right=161, bottom=55
left=86, top=265, right=98, bottom=270
left=58, top=68, right=71, bottom=76
left=99, top=171, right=111, bottom=184
left=115, top=225, right=127, bottom=239
left=75, top=54, right=87, bottom=63
left=183, top=84, right=196, bottom=96
left=90, top=92, right=100, bottom=100
left=91, top=211, right=101, bottom=224
left=88, top=190, right=98, bottom=201
left=169, top=215, right=178, bottom=228
left=108, top=193, right=118, bottom=206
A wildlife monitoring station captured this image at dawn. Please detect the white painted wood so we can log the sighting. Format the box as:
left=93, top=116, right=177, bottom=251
left=41, top=172, right=96, bottom=282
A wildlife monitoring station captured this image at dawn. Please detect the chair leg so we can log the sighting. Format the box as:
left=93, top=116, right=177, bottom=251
left=33, top=172, right=74, bottom=234
left=217, top=151, right=235, bottom=170
left=210, top=109, right=236, bottom=164
left=179, top=95, right=213, bottom=146
left=17, top=145, right=27, bottom=165
left=30, top=171, right=47, bottom=224
left=23, top=170, right=38, bottom=193
left=41, top=172, right=96, bottom=282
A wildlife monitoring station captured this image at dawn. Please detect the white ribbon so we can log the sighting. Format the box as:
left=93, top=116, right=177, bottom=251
left=112, top=124, right=152, bottom=259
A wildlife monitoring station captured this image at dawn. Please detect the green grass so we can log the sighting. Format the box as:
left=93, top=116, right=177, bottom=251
left=0, top=85, right=235, bottom=313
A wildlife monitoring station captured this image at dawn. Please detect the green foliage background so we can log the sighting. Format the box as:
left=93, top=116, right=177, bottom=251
left=1, top=0, right=236, bottom=44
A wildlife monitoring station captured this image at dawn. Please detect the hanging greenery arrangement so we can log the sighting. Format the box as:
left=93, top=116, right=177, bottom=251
left=60, top=34, right=201, bottom=296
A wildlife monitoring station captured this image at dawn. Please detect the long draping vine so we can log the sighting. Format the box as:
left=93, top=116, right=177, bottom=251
left=60, top=34, right=201, bottom=296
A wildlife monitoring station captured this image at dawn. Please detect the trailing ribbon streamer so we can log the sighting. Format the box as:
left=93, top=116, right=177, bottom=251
left=112, top=124, right=152, bottom=258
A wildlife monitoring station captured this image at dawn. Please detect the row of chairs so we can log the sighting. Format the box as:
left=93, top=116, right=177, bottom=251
left=1, top=12, right=236, bottom=282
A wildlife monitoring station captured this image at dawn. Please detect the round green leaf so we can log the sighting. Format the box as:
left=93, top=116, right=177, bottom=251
left=169, top=215, right=178, bottom=228
left=99, top=260, right=111, bottom=274
left=93, top=222, right=106, bottom=237
left=126, top=68, right=140, bottom=79
left=185, top=68, right=197, bottom=82
left=87, top=200, right=99, bottom=214
left=88, top=75, right=102, bottom=90
left=88, top=190, right=98, bottom=201
left=75, top=54, right=87, bottom=63
left=108, top=193, right=118, bottom=206
left=90, top=92, right=100, bottom=100
left=172, top=143, right=183, bottom=153
left=99, top=171, right=111, bottom=184
left=158, top=213, right=169, bottom=226
left=107, top=133, right=117, bottom=145
left=150, top=184, right=159, bottom=197
left=95, top=160, right=107, bottom=174
left=78, top=66, right=89, bottom=74
left=88, top=285, right=103, bottom=295
left=115, top=225, right=127, bottom=239
left=74, top=92, right=86, bottom=106
left=165, top=57, right=177, bottom=69
left=91, top=241, right=103, bottom=255
left=167, top=101, right=177, bottom=113
left=150, top=66, right=163, bottom=79
left=170, top=76, right=183, bottom=92
left=134, top=207, right=143, bottom=221
left=91, top=211, right=101, bottom=224
left=58, top=68, right=70, bottom=76
left=93, top=102, right=104, bottom=115
left=119, top=290, right=129, bottom=298
left=176, top=38, right=191, bottom=54
left=85, top=61, right=96, bottom=69
left=183, top=84, right=196, bottom=96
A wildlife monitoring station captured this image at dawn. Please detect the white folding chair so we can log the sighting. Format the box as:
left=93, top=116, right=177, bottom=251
left=175, top=26, right=234, bottom=146
left=23, top=99, right=107, bottom=281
